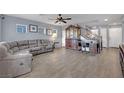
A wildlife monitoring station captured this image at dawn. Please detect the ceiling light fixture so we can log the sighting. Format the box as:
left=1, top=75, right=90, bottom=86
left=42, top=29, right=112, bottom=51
left=104, top=19, right=108, bottom=22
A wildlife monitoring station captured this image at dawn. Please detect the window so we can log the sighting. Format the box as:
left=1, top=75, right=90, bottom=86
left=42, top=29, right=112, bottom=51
left=16, top=24, right=27, bottom=33
left=91, top=29, right=98, bottom=35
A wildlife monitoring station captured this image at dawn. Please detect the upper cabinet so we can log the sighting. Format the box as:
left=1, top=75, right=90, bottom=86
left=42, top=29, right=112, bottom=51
left=65, top=25, right=81, bottom=39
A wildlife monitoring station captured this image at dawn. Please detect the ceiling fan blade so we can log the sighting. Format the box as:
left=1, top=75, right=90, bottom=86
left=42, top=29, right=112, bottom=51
left=55, top=20, right=58, bottom=23
left=62, top=20, right=67, bottom=23
left=63, top=17, right=72, bottom=20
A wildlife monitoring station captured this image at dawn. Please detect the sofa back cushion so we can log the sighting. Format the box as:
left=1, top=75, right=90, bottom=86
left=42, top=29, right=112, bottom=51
left=0, top=42, right=18, bottom=54
left=2, top=42, right=10, bottom=50
left=29, top=40, right=38, bottom=48
left=42, top=39, right=49, bottom=46
left=10, top=42, right=19, bottom=52
left=17, top=40, right=29, bottom=50
left=37, top=40, right=43, bottom=46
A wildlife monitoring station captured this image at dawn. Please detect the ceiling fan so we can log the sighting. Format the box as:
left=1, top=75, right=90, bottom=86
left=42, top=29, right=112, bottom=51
left=49, top=14, right=72, bottom=24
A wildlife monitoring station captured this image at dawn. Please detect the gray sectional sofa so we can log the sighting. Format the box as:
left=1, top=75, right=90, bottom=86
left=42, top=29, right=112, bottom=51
left=2, top=39, right=54, bottom=56
left=0, top=39, right=54, bottom=77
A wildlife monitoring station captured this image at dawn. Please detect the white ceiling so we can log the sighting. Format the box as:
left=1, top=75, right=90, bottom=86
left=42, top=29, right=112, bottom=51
left=6, top=14, right=124, bottom=26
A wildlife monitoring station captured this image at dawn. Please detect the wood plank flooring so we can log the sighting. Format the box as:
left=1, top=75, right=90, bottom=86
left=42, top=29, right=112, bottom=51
left=19, top=48, right=123, bottom=78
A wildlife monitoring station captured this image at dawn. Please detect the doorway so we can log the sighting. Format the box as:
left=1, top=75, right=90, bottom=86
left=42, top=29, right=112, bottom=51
left=100, top=26, right=122, bottom=48
left=109, top=27, right=122, bottom=48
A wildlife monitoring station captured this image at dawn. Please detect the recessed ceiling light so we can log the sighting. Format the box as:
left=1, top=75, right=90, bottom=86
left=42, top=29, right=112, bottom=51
left=104, top=19, right=108, bottom=22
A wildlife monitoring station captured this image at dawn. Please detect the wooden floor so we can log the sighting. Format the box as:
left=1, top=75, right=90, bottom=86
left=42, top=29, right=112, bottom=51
left=19, top=48, right=123, bottom=78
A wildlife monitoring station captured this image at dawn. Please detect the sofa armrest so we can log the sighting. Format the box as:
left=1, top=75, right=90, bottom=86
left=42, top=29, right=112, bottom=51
left=0, top=44, right=9, bottom=59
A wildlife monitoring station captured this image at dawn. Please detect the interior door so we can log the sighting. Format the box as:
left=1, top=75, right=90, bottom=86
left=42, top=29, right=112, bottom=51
left=109, top=27, right=122, bottom=48
left=100, top=28, right=107, bottom=47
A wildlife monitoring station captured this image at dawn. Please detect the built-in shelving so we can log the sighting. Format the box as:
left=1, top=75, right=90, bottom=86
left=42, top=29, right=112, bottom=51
left=65, top=25, right=81, bottom=50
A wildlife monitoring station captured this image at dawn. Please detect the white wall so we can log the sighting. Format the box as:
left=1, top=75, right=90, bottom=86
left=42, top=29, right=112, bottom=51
left=122, top=23, right=124, bottom=43
left=0, top=18, right=1, bottom=41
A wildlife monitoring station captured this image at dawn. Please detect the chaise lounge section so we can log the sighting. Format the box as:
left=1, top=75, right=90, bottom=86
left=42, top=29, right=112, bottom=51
left=0, top=39, right=54, bottom=77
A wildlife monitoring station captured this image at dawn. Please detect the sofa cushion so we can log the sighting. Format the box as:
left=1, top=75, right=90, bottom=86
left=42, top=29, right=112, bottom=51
left=46, top=45, right=53, bottom=49
left=37, top=40, right=43, bottom=46
left=29, top=40, right=38, bottom=48
left=14, top=50, right=30, bottom=55
left=30, top=47, right=41, bottom=52
left=8, top=42, right=18, bottom=48
left=7, top=42, right=19, bottom=53
left=2, top=43, right=10, bottom=50
left=1, top=42, right=12, bottom=54
left=42, top=39, right=49, bottom=46
left=11, top=47, right=20, bottom=53
left=19, top=46, right=29, bottom=50
left=17, top=40, right=29, bottom=50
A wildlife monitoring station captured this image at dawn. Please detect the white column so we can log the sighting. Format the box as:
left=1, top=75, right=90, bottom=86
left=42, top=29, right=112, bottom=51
left=106, top=25, right=109, bottom=48
left=97, top=26, right=101, bottom=36
left=62, top=26, right=65, bottom=47
left=0, top=18, right=1, bottom=41
left=120, top=25, right=123, bottom=44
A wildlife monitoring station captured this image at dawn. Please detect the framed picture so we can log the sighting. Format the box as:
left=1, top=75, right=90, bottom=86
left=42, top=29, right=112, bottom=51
left=38, top=27, right=46, bottom=34
left=52, top=29, right=57, bottom=37
left=52, top=29, right=57, bottom=34
left=29, top=24, right=38, bottom=33
left=16, top=24, right=27, bottom=33
left=47, top=29, right=53, bottom=36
